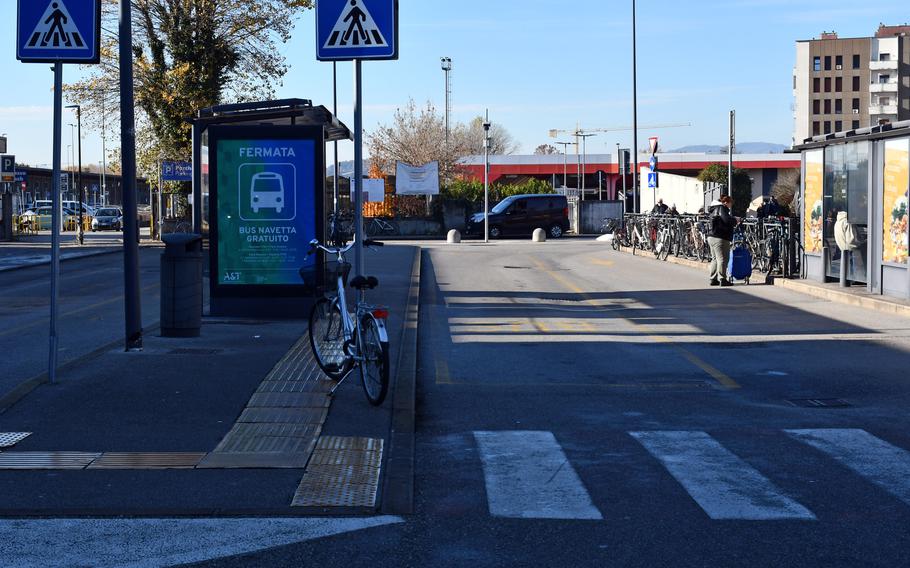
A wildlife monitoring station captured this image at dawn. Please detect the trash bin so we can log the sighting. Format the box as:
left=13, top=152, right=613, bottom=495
left=161, top=233, right=203, bottom=337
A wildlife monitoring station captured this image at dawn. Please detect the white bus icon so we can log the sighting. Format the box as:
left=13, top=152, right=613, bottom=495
left=250, top=171, right=285, bottom=214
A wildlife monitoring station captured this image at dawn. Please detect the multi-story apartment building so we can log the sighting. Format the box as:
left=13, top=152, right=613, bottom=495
left=793, top=25, right=910, bottom=145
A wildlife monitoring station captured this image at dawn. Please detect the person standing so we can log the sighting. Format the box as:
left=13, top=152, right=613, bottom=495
left=708, top=195, right=736, bottom=286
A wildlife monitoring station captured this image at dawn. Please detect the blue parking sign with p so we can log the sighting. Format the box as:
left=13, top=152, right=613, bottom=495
left=17, top=0, right=102, bottom=63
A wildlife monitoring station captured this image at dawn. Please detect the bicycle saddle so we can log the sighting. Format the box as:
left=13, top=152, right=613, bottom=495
left=350, top=275, right=379, bottom=290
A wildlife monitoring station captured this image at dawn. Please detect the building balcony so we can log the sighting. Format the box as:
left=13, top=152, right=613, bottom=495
left=869, top=104, right=898, bottom=115
left=869, top=60, right=898, bottom=70
left=870, top=81, right=898, bottom=93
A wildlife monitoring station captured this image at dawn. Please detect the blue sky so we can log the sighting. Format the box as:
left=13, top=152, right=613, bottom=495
left=2, top=0, right=909, bottom=167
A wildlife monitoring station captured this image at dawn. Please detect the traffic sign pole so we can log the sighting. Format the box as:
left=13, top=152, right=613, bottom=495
left=49, top=62, right=63, bottom=384
left=353, top=59, right=364, bottom=277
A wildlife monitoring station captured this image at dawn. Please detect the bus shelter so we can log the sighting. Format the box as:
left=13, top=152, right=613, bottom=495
left=189, top=99, right=352, bottom=317
left=795, top=121, right=909, bottom=300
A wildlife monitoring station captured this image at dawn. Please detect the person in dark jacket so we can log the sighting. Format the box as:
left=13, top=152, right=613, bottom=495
left=651, top=199, right=669, bottom=215
left=708, top=195, right=736, bottom=286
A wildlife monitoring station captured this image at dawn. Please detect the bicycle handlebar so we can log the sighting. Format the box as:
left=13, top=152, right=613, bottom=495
left=307, top=237, right=384, bottom=256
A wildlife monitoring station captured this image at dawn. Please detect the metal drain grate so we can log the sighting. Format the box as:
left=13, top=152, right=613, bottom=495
left=291, top=436, right=384, bottom=509
left=0, top=432, right=32, bottom=449
left=168, top=348, right=224, bottom=355
left=787, top=398, right=852, bottom=408
left=88, top=452, right=207, bottom=469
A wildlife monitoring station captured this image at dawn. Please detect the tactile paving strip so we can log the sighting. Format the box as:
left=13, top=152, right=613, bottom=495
left=0, top=432, right=32, bottom=449
left=0, top=452, right=101, bottom=470
left=292, top=436, right=384, bottom=509
left=88, top=452, right=207, bottom=469
left=201, top=332, right=335, bottom=469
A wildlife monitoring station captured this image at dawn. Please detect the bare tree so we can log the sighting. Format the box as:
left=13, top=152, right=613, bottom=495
left=459, top=116, right=520, bottom=156
left=534, top=144, right=560, bottom=155
left=771, top=168, right=800, bottom=207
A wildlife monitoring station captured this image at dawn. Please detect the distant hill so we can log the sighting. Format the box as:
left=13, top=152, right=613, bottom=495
left=326, top=160, right=371, bottom=177
left=671, top=142, right=788, bottom=154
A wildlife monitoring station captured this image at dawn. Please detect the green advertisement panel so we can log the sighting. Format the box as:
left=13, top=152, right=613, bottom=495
left=213, top=131, right=320, bottom=287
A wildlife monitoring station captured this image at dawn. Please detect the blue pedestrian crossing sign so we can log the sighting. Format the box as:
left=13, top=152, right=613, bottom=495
left=316, top=0, right=398, bottom=61
left=17, top=0, right=101, bottom=63
left=648, top=172, right=659, bottom=189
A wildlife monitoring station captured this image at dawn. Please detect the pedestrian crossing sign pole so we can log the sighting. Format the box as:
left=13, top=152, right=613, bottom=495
left=15, top=0, right=102, bottom=385
left=315, top=0, right=398, bottom=278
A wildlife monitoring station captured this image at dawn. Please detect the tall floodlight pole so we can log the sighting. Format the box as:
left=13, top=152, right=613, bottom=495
left=483, top=110, right=491, bottom=243
left=120, top=0, right=143, bottom=351
left=631, top=0, right=640, bottom=213
left=727, top=110, right=735, bottom=198
left=66, top=105, right=83, bottom=244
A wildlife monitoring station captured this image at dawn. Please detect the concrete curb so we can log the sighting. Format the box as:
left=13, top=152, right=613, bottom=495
left=0, top=248, right=123, bottom=273
left=774, top=278, right=910, bottom=319
left=0, top=322, right=162, bottom=415
left=381, top=246, right=421, bottom=515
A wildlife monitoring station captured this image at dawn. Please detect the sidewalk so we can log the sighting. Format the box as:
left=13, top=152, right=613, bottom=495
left=0, top=244, right=418, bottom=516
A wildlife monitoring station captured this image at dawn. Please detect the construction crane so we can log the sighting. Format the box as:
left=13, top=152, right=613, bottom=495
left=547, top=123, right=691, bottom=199
left=548, top=122, right=692, bottom=139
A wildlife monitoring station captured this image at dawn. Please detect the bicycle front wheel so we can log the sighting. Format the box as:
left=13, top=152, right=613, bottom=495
left=309, top=297, right=349, bottom=380
left=358, top=314, right=389, bottom=406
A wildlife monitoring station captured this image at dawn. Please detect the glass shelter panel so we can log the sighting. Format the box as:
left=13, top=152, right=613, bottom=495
left=823, top=142, right=869, bottom=282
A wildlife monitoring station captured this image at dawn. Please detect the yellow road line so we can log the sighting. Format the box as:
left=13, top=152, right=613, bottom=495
left=530, top=257, right=741, bottom=389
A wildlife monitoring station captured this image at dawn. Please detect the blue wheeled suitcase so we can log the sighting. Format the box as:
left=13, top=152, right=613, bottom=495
left=728, top=244, right=753, bottom=284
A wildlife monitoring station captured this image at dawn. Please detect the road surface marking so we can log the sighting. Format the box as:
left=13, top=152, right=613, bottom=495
left=785, top=429, right=910, bottom=505
left=630, top=431, right=815, bottom=520
left=473, top=430, right=603, bottom=520
left=0, top=516, right=403, bottom=568
left=0, top=282, right=160, bottom=339
left=530, top=257, right=741, bottom=389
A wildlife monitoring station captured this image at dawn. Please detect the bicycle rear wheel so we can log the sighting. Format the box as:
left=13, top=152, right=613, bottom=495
left=358, top=314, right=389, bottom=406
left=309, top=297, right=349, bottom=380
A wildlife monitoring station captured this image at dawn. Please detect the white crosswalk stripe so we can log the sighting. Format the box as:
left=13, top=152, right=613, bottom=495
left=473, top=431, right=603, bottom=520
left=785, top=428, right=910, bottom=505
left=630, top=430, right=816, bottom=520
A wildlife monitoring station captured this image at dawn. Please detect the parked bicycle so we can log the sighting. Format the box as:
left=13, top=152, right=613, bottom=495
left=366, top=216, right=399, bottom=237
left=303, top=236, right=390, bottom=406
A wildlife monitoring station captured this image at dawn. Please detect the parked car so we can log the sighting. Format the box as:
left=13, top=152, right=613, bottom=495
left=19, top=207, right=77, bottom=231
left=91, top=207, right=124, bottom=231
left=465, top=194, right=570, bottom=239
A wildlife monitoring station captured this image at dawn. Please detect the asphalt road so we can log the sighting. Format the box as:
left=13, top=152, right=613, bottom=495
left=0, top=247, right=163, bottom=402
left=187, top=239, right=910, bottom=567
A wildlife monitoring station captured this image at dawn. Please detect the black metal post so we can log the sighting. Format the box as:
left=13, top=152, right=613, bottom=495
left=119, top=0, right=143, bottom=350
left=76, top=108, right=83, bottom=244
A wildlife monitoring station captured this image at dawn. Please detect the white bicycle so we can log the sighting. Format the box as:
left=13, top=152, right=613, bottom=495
left=304, top=237, right=390, bottom=406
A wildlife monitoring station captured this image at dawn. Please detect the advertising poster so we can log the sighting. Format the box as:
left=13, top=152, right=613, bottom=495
left=396, top=161, right=440, bottom=195
left=804, top=149, right=824, bottom=254
left=882, top=138, right=909, bottom=264
left=216, top=138, right=317, bottom=285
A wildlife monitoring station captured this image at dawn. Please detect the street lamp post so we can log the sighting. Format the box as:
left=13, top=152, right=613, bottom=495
left=483, top=110, right=491, bottom=243
left=631, top=0, right=640, bottom=213
left=441, top=57, right=453, bottom=213
left=578, top=133, right=596, bottom=201
left=555, top=141, right=576, bottom=188
left=66, top=105, right=83, bottom=244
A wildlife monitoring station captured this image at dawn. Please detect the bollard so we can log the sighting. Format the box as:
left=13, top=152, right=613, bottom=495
left=840, top=250, right=850, bottom=288
left=532, top=228, right=547, bottom=243
left=447, top=229, right=461, bottom=244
